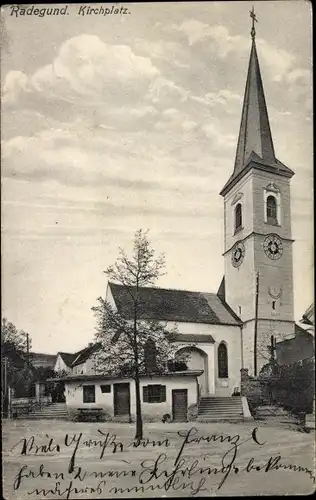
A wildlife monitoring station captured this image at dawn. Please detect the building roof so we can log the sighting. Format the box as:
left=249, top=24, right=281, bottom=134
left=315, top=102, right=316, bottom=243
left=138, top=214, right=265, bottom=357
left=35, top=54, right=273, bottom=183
left=57, top=352, right=77, bottom=367
left=71, top=343, right=101, bottom=367
left=172, top=333, right=215, bottom=344
left=276, top=330, right=314, bottom=366
left=47, top=370, right=204, bottom=383
left=301, top=303, right=314, bottom=326
left=220, top=37, right=294, bottom=197
left=109, top=282, right=241, bottom=326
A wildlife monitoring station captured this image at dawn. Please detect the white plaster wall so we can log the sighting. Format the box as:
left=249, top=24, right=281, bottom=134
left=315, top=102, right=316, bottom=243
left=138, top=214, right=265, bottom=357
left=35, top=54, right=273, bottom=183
left=105, top=284, right=118, bottom=309
left=54, top=355, right=72, bottom=373
left=224, top=170, right=254, bottom=252
left=169, top=322, right=241, bottom=396
left=176, top=347, right=208, bottom=395
left=65, top=375, right=198, bottom=419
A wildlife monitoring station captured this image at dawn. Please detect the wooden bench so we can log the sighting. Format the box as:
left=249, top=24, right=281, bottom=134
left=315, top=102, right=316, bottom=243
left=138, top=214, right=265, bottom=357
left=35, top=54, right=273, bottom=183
left=12, top=404, right=31, bottom=419
left=77, top=408, right=103, bottom=422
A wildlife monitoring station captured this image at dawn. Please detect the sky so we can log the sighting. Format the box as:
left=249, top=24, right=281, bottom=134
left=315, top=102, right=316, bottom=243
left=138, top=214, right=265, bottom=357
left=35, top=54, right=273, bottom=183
left=1, top=1, right=313, bottom=354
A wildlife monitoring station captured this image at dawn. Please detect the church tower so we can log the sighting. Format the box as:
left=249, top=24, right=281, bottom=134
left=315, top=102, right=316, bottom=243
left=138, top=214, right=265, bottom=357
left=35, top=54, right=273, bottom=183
left=220, top=9, right=295, bottom=374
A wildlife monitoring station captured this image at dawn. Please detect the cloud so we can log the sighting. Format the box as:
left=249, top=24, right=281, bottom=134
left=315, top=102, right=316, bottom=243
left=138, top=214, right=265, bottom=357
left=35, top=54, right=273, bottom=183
left=256, top=38, right=296, bottom=82
left=146, top=77, right=189, bottom=105
left=173, top=20, right=307, bottom=89
left=173, top=20, right=248, bottom=56
left=3, top=35, right=159, bottom=112
left=287, top=68, right=311, bottom=85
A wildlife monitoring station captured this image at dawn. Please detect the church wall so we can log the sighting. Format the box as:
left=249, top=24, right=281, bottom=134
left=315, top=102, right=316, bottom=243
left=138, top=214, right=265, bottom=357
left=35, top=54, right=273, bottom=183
left=254, top=236, right=294, bottom=322
left=105, top=284, right=117, bottom=310
left=252, top=170, right=292, bottom=239
left=212, top=327, right=242, bottom=396
left=223, top=170, right=254, bottom=252
left=224, top=236, right=256, bottom=321
left=166, top=321, right=242, bottom=396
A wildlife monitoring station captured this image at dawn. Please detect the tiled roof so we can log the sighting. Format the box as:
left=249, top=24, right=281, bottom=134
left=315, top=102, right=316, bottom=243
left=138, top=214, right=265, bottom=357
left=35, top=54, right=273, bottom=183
left=302, top=303, right=314, bottom=326
left=276, top=330, right=314, bottom=365
left=109, top=282, right=241, bottom=326
left=173, top=334, right=215, bottom=343
left=71, top=343, right=101, bottom=367
left=47, top=370, right=204, bottom=383
left=58, top=352, right=77, bottom=367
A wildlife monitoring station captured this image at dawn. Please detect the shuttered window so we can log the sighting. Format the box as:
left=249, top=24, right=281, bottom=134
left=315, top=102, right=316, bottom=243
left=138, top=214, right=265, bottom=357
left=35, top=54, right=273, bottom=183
left=143, top=385, right=166, bottom=403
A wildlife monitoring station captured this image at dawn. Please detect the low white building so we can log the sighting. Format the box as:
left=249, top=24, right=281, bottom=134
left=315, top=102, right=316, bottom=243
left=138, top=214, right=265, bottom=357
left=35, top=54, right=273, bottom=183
left=61, top=370, right=202, bottom=422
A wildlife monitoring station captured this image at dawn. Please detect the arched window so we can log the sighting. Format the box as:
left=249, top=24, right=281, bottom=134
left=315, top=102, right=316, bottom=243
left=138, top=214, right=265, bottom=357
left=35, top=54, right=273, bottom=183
left=144, top=338, right=157, bottom=373
left=235, top=203, right=242, bottom=232
left=267, top=196, right=277, bottom=224
left=218, top=342, right=228, bottom=378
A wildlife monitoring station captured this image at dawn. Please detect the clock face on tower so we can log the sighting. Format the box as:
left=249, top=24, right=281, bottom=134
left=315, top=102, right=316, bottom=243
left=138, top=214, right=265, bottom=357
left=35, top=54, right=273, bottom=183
left=264, top=234, right=283, bottom=260
left=231, top=241, right=245, bottom=267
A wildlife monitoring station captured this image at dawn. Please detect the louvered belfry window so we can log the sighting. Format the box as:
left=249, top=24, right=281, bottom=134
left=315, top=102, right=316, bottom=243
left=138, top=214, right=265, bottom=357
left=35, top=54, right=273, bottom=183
left=267, top=195, right=277, bottom=224
left=235, top=203, right=242, bottom=232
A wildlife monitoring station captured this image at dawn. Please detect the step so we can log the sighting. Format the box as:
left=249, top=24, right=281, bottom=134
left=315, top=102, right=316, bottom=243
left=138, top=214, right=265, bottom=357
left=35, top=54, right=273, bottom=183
left=200, top=402, right=242, bottom=405
left=200, top=399, right=242, bottom=402
left=29, top=412, right=68, bottom=416
left=199, top=406, right=242, bottom=410
left=198, top=412, right=243, bottom=416
left=198, top=408, right=242, bottom=413
left=197, top=417, right=244, bottom=422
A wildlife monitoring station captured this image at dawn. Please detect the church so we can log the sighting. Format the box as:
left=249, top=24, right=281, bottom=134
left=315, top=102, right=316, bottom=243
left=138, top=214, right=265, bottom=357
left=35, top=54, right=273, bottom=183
left=52, top=13, right=311, bottom=423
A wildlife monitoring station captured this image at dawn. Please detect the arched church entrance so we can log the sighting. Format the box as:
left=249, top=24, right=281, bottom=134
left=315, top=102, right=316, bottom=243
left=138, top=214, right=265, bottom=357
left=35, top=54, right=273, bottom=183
left=176, top=347, right=209, bottom=396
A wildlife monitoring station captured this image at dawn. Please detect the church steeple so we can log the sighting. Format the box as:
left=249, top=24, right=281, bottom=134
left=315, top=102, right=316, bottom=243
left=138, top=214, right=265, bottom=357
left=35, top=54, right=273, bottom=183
left=220, top=8, right=294, bottom=197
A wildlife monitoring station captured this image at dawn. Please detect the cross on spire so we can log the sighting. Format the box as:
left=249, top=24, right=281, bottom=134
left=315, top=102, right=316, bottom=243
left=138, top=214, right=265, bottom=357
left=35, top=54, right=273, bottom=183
left=250, top=6, right=258, bottom=39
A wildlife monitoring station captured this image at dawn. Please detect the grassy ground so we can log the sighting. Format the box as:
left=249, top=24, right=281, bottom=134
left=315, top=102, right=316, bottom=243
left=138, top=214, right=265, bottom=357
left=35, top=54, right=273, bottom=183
left=2, top=419, right=315, bottom=498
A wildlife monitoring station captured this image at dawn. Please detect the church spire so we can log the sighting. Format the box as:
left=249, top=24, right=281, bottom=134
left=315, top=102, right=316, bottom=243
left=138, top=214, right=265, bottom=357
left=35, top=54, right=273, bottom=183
left=220, top=8, right=294, bottom=197
left=234, top=7, right=275, bottom=174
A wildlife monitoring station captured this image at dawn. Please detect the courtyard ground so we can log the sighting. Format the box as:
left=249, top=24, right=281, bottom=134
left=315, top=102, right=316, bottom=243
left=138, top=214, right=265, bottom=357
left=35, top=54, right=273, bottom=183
left=2, top=419, right=315, bottom=498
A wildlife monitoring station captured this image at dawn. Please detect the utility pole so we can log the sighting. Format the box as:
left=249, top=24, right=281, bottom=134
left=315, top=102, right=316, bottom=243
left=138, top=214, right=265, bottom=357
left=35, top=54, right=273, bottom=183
left=254, top=271, right=259, bottom=376
left=25, top=332, right=31, bottom=405
left=26, top=332, right=30, bottom=367
left=3, top=357, right=8, bottom=417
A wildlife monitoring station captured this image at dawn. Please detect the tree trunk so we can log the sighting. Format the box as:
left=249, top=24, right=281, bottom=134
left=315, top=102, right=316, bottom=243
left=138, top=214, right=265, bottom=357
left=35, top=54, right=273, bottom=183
left=134, top=374, right=143, bottom=440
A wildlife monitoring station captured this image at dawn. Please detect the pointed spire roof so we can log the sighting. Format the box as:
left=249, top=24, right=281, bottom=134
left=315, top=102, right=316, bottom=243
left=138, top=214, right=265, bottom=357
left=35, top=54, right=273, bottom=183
left=220, top=11, right=294, bottom=197
left=234, top=38, right=276, bottom=172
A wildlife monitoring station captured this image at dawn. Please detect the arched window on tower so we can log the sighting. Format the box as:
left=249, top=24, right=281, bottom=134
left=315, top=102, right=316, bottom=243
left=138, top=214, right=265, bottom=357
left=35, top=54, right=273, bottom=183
left=144, top=338, right=157, bottom=373
left=235, top=203, right=242, bottom=232
left=266, top=195, right=278, bottom=225
left=218, top=342, right=228, bottom=378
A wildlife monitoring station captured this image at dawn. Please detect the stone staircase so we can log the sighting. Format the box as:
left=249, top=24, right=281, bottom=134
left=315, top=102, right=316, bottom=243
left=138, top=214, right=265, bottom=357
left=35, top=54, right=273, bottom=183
left=197, top=396, right=244, bottom=422
left=24, top=403, right=69, bottom=420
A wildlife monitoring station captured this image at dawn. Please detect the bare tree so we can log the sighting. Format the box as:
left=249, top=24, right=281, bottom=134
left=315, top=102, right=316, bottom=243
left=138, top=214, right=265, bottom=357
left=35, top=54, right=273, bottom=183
left=92, top=229, right=184, bottom=440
